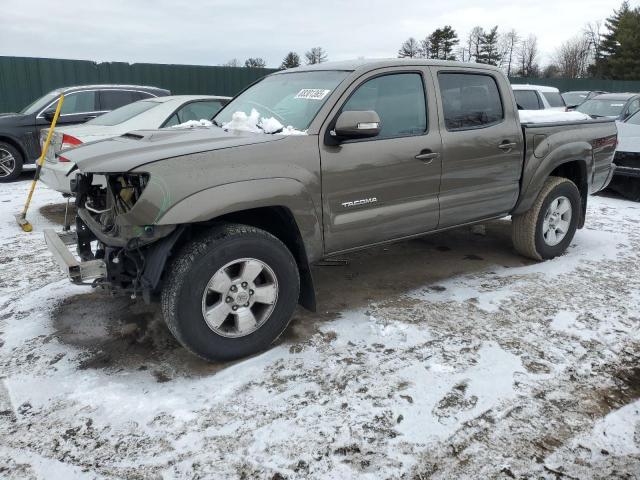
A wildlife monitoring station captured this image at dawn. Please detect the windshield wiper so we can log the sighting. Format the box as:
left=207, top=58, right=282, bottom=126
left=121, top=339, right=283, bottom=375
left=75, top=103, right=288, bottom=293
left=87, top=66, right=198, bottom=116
left=212, top=119, right=223, bottom=128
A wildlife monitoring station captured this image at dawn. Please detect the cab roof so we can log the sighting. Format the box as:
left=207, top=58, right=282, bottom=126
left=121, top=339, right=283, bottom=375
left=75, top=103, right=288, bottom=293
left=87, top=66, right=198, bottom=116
left=275, top=58, right=503, bottom=75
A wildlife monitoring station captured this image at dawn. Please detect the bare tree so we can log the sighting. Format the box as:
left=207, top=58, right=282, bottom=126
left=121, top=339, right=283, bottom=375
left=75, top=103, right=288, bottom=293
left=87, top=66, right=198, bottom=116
left=553, top=36, right=592, bottom=78
left=516, top=34, right=539, bottom=77
left=584, top=21, right=603, bottom=64
left=398, top=37, right=422, bottom=58
left=499, top=29, right=520, bottom=77
left=462, top=27, right=484, bottom=62
left=244, top=57, right=267, bottom=68
left=305, top=47, right=328, bottom=65
left=221, top=58, right=240, bottom=67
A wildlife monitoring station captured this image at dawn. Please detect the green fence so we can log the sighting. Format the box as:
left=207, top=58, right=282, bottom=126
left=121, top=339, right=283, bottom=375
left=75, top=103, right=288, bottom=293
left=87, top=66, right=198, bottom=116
left=2, top=56, right=639, bottom=113
left=509, top=77, right=640, bottom=93
left=0, top=56, right=278, bottom=113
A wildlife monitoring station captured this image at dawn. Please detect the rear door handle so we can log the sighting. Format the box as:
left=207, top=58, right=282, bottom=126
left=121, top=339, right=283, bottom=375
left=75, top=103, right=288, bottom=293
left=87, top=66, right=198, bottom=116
left=415, top=151, right=440, bottom=163
left=498, top=142, right=517, bottom=150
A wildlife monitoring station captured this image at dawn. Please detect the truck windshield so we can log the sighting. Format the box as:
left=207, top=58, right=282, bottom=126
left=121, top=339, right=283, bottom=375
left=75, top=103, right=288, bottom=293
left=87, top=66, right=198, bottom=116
left=576, top=99, right=626, bottom=118
left=562, top=92, right=588, bottom=106
left=214, top=71, right=350, bottom=132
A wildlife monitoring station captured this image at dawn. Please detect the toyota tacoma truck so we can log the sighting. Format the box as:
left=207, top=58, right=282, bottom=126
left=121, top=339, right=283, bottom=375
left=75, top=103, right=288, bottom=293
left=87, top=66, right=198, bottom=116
left=44, top=59, right=617, bottom=362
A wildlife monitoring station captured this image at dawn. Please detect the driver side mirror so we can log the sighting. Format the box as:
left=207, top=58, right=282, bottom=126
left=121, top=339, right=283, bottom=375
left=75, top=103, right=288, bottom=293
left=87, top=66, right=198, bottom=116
left=42, top=109, right=57, bottom=121
left=332, top=110, right=381, bottom=140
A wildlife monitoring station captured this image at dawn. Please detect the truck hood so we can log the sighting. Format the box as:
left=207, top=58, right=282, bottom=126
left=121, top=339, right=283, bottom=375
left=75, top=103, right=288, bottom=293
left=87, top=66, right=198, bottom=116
left=63, top=127, right=287, bottom=173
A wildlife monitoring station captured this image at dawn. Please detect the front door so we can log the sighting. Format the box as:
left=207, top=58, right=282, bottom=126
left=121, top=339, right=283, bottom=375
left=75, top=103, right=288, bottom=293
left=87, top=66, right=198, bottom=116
left=432, top=68, right=523, bottom=228
left=320, top=67, right=442, bottom=254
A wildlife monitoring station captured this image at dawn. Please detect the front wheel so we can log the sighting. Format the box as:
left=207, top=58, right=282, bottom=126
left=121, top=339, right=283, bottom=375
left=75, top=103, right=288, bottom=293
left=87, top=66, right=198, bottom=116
left=0, top=142, right=24, bottom=182
left=512, top=176, right=581, bottom=260
left=161, top=224, right=300, bottom=362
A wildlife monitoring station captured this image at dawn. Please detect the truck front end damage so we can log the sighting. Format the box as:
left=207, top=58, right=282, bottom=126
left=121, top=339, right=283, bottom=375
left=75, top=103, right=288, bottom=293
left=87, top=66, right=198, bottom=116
left=44, top=172, right=180, bottom=299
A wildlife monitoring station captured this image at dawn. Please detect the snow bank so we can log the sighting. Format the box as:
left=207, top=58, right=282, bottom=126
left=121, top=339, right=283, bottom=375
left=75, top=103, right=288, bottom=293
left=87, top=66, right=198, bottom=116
left=171, top=119, right=214, bottom=129
left=222, top=108, right=307, bottom=135
left=519, top=110, right=591, bottom=123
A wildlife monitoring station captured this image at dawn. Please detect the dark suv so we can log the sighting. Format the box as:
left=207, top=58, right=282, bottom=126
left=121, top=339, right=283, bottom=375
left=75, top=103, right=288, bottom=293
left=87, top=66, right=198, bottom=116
left=0, top=84, right=170, bottom=181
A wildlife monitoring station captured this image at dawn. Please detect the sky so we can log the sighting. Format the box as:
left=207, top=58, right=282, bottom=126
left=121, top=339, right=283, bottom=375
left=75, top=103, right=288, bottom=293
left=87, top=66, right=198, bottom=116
left=0, top=0, right=625, bottom=68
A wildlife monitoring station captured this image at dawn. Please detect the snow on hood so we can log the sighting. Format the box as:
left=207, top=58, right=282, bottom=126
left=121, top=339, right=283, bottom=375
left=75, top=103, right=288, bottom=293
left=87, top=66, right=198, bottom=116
left=171, top=119, right=214, bottom=129
left=519, top=110, right=591, bottom=123
left=222, top=108, right=307, bottom=136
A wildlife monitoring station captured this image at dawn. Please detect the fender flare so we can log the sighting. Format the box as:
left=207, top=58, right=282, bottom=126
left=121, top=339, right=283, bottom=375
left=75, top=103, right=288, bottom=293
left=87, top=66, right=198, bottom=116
left=513, top=143, right=592, bottom=216
left=156, top=177, right=324, bottom=263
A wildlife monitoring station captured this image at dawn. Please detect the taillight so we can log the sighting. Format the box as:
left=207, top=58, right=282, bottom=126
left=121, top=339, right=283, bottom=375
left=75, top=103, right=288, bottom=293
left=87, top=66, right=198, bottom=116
left=61, top=134, right=82, bottom=150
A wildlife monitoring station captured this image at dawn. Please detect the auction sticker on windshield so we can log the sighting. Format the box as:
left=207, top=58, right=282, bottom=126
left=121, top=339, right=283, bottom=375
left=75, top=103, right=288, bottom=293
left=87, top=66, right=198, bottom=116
left=295, top=89, right=331, bottom=100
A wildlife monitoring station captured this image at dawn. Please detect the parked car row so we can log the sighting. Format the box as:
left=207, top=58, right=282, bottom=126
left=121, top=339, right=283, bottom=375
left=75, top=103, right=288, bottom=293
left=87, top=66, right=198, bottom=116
left=510, top=84, right=640, bottom=201
left=0, top=85, right=170, bottom=181
left=40, top=95, right=230, bottom=193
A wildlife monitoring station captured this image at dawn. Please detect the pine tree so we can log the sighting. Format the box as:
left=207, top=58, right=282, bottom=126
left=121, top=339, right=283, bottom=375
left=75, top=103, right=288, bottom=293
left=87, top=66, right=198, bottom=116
left=477, top=26, right=501, bottom=65
left=244, top=58, right=267, bottom=68
left=280, top=52, right=301, bottom=69
left=397, top=37, right=422, bottom=58
left=595, top=2, right=640, bottom=79
left=440, top=26, right=459, bottom=60
left=305, top=47, right=328, bottom=65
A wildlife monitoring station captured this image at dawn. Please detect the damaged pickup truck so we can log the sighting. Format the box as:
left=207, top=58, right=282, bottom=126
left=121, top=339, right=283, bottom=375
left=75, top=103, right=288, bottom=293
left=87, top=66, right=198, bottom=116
left=45, top=59, right=617, bottom=361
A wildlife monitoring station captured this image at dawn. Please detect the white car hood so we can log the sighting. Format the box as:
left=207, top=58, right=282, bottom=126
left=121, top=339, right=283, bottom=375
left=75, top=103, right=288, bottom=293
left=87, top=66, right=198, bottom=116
left=616, top=121, right=640, bottom=154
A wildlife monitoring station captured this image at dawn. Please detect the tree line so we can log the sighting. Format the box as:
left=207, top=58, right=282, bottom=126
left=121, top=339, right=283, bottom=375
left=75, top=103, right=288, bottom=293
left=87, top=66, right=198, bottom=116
left=397, top=1, right=639, bottom=80
left=217, top=1, right=639, bottom=79
left=221, top=47, right=328, bottom=70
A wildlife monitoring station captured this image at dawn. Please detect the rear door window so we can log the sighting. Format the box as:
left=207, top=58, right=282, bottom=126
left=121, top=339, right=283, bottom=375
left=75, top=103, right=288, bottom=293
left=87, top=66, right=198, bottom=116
left=99, top=90, right=139, bottom=110
left=60, top=91, right=98, bottom=115
left=513, top=90, right=541, bottom=110
left=438, top=73, right=504, bottom=130
left=341, top=73, right=427, bottom=139
left=543, top=92, right=565, bottom=108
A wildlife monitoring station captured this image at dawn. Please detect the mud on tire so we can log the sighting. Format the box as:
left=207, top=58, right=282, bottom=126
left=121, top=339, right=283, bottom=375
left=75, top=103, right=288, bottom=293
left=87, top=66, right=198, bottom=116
left=161, top=224, right=300, bottom=362
left=512, top=176, right=581, bottom=261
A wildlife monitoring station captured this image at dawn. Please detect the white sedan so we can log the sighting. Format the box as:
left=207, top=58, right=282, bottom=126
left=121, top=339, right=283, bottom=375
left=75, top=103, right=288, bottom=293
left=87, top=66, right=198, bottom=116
left=40, top=95, right=230, bottom=194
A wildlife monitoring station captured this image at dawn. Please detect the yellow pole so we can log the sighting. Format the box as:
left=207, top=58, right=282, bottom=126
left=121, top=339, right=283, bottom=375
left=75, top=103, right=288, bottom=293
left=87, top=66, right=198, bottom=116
left=16, top=94, right=65, bottom=232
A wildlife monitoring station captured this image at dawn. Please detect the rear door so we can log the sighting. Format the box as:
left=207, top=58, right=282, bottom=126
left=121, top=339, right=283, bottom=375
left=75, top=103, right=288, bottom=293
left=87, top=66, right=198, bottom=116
left=320, top=67, right=442, bottom=253
left=432, top=68, right=523, bottom=228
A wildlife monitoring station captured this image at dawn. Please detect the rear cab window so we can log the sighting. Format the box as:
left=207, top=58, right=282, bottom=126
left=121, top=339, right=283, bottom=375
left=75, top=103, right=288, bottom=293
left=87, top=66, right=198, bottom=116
left=542, top=92, right=565, bottom=108
left=438, top=73, right=504, bottom=130
left=514, top=90, right=542, bottom=110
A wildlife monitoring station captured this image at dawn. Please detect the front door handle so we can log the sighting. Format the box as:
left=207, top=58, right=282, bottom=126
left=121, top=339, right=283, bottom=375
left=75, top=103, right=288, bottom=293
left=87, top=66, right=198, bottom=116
left=415, top=151, right=440, bottom=163
left=498, top=141, right=517, bottom=151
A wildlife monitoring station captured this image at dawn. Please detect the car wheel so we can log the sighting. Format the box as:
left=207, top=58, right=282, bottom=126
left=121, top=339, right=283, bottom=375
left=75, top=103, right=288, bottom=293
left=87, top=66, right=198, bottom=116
left=161, top=224, right=300, bottom=362
left=512, top=176, right=581, bottom=260
left=608, top=177, right=640, bottom=202
left=0, top=142, right=24, bottom=182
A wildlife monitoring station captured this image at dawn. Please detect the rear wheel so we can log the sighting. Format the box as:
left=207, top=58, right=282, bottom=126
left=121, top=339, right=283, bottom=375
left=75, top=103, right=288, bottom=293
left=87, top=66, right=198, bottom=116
left=161, top=224, right=300, bottom=362
left=512, top=176, right=581, bottom=260
left=0, top=142, right=23, bottom=182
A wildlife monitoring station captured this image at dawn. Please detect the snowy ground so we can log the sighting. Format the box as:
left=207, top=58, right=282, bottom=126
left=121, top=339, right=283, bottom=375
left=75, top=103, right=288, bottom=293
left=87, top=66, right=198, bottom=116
left=0, top=175, right=639, bottom=479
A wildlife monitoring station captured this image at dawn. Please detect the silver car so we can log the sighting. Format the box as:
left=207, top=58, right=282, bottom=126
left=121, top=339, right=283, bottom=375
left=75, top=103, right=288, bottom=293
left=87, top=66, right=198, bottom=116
left=40, top=95, right=230, bottom=193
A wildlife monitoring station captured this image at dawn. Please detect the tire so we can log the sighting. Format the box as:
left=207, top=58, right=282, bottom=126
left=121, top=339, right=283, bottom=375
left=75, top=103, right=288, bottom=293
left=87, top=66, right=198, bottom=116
left=161, top=224, right=300, bottom=362
left=0, top=142, right=24, bottom=183
left=608, top=177, right=640, bottom=202
left=512, top=176, right=581, bottom=261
